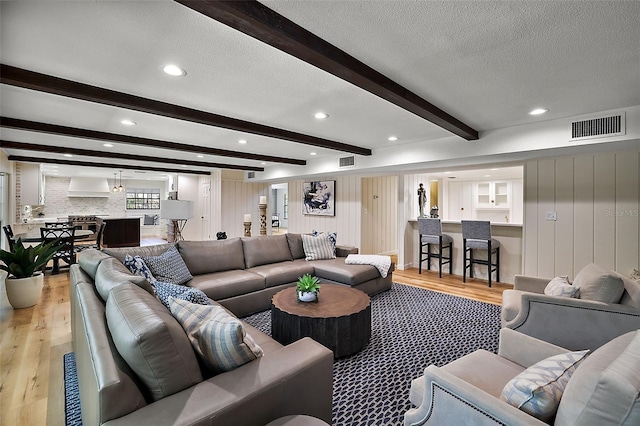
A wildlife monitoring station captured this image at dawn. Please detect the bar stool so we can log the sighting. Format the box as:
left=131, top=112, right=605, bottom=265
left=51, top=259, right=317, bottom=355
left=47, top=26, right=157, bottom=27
left=418, top=217, right=453, bottom=278
left=461, top=220, right=500, bottom=287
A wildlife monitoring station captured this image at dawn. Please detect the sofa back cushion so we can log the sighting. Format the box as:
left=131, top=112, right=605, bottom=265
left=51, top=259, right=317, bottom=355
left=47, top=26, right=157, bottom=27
left=103, top=243, right=174, bottom=264
left=95, top=258, right=153, bottom=302
left=106, top=283, right=203, bottom=402
left=555, top=330, right=640, bottom=426
left=178, top=238, right=245, bottom=274
left=617, top=271, right=640, bottom=309
left=286, top=233, right=306, bottom=259
left=78, top=249, right=112, bottom=280
left=242, top=235, right=293, bottom=268
left=573, top=263, right=625, bottom=304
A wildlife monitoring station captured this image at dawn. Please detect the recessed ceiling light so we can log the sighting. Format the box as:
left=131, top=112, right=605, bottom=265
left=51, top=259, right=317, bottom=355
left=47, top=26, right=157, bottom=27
left=444, top=171, right=452, bottom=174
left=238, top=139, right=248, bottom=144
left=63, top=154, right=73, bottom=157
left=163, top=64, right=186, bottom=76
left=103, top=143, right=114, bottom=148
left=260, top=162, right=267, bottom=165
left=529, top=108, right=548, bottom=115
left=310, top=152, right=317, bottom=156
left=484, top=174, right=491, bottom=177
left=181, top=165, right=187, bottom=168
left=490, top=168, right=499, bottom=171
left=197, top=155, right=204, bottom=158
left=120, top=119, right=136, bottom=126
left=388, top=136, right=398, bottom=141
left=313, top=112, right=328, bottom=120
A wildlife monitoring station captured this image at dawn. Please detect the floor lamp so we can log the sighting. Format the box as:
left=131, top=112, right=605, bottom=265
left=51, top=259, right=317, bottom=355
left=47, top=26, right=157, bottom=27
left=160, top=200, right=194, bottom=242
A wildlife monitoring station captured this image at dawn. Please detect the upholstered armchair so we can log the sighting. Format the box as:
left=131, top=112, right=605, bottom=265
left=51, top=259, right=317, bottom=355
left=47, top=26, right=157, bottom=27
left=502, top=263, right=640, bottom=350
left=405, top=328, right=640, bottom=426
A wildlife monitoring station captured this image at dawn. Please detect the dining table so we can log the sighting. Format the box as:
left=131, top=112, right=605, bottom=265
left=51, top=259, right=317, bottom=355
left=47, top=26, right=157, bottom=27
left=11, top=229, right=94, bottom=243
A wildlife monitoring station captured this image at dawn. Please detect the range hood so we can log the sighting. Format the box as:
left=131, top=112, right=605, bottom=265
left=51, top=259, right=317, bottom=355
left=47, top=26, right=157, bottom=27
left=67, top=177, right=112, bottom=197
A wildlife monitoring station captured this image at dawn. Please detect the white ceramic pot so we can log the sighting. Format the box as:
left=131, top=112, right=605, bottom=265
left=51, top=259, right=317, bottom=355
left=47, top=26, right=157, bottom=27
left=4, top=273, right=44, bottom=309
left=297, top=290, right=318, bottom=303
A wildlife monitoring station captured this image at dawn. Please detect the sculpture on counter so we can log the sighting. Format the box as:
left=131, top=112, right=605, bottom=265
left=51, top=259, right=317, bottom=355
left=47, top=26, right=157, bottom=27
left=417, top=183, right=426, bottom=217
left=430, top=205, right=439, bottom=218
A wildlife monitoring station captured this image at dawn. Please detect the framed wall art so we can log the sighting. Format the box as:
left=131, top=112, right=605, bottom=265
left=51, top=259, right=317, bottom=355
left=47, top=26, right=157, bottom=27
left=302, top=180, right=335, bottom=216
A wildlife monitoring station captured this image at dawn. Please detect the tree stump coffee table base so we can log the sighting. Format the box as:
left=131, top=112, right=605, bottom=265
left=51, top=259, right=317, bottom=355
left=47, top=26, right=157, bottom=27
left=271, top=284, right=371, bottom=358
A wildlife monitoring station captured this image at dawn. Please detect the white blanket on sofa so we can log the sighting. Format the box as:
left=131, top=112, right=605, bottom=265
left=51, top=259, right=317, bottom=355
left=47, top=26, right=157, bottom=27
left=345, top=254, right=392, bottom=278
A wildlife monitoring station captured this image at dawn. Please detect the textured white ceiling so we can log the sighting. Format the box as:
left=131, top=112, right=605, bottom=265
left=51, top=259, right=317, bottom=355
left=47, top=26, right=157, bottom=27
left=1, top=0, right=638, bottom=179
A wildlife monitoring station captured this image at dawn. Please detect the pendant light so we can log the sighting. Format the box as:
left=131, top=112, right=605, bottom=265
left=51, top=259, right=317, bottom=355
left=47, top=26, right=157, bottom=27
left=112, top=173, right=118, bottom=193
left=118, top=170, right=124, bottom=192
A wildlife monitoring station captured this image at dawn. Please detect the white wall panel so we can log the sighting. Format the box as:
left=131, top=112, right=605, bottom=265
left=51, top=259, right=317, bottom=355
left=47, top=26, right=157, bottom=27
left=537, top=159, right=556, bottom=278
left=573, top=156, right=595, bottom=273
left=221, top=179, right=269, bottom=239
left=593, top=154, right=616, bottom=270
left=523, top=162, right=539, bottom=275
left=361, top=176, right=397, bottom=255
left=555, top=158, right=574, bottom=274
left=615, top=153, right=640, bottom=273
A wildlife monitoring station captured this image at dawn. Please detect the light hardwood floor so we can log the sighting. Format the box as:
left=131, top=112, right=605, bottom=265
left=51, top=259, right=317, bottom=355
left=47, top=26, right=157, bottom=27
left=0, top=253, right=511, bottom=425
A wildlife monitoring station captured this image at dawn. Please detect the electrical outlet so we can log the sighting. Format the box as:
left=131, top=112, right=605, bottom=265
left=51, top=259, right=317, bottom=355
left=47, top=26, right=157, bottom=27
left=545, top=211, right=557, bottom=221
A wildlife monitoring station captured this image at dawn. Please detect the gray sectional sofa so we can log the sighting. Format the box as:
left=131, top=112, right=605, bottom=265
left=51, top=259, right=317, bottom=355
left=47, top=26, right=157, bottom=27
left=70, top=233, right=393, bottom=425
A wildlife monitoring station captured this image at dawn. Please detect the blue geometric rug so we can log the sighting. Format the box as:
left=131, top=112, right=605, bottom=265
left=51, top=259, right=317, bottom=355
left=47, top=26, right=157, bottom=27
left=63, top=283, right=501, bottom=426
left=242, top=283, right=501, bottom=426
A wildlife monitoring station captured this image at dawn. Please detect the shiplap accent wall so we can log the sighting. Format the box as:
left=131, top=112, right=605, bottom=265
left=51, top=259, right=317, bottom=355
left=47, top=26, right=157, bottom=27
left=523, top=150, right=639, bottom=278
left=287, top=176, right=361, bottom=248
left=361, top=176, right=398, bottom=255
left=220, top=177, right=269, bottom=239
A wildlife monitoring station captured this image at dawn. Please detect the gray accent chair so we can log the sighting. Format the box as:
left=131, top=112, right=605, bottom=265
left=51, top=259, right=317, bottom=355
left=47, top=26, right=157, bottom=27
left=502, top=263, right=640, bottom=350
left=405, top=328, right=640, bottom=426
left=461, top=220, right=500, bottom=287
left=417, top=218, right=452, bottom=278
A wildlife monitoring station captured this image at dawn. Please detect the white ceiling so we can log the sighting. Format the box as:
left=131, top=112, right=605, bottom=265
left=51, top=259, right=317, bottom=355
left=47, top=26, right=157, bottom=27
left=1, top=1, right=639, bottom=180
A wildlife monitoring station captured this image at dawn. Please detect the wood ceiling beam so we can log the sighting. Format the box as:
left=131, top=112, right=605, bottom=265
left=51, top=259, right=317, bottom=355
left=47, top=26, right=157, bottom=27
left=0, top=117, right=305, bottom=166
left=0, top=140, right=264, bottom=171
left=8, top=156, right=212, bottom=175
left=175, top=0, right=479, bottom=141
left=0, top=64, right=372, bottom=156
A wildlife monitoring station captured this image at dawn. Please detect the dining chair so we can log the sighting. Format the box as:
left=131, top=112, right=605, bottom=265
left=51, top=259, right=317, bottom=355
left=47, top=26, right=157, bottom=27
left=461, top=220, right=500, bottom=287
left=75, top=221, right=107, bottom=252
left=40, top=226, right=76, bottom=274
left=3, top=225, right=15, bottom=251
left=417, top=218, right=453, bottom=278
left=45, top=221, right=75, bottom=228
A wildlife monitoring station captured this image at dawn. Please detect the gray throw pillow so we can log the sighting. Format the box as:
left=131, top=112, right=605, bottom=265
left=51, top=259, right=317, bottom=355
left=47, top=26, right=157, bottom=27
left=573, top=263, right=625, bottom=304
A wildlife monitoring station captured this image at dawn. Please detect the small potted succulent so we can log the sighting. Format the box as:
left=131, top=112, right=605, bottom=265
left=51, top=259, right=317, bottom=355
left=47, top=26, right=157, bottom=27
left=296, top=273, right=320, bottom=303
left=0, top=238, right=61, bottom=308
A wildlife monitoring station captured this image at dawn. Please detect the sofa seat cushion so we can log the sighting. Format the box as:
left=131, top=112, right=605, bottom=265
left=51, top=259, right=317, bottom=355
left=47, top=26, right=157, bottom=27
left=178, top=239, right=245, bottom=274
left=242, top=235, right=293, bottom=268
left=442, top=349, right=526, bottom=398
left=573, top=263, right=625, bottom=304
left=188, top=270, right=265, bottom=301
left=105, top=283, right=203, bottom=402
left=555, top=330, right=640, bottom=426
left=249, top=261, right=315, bottom=288
left=501, top=289, right=526, bottom=323
left=311, top=258, right=381, bottom=286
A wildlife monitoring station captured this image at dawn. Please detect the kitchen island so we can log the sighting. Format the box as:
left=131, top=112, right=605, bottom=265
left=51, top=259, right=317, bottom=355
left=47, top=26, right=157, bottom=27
left=101, top=217, right=140, bottom=248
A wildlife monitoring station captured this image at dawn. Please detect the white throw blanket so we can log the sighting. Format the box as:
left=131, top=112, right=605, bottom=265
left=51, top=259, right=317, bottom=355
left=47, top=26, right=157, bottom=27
left=345, top=254, right=392, bottom=278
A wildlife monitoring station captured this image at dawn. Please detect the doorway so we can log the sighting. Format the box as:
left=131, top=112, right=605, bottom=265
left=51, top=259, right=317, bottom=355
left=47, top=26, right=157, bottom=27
left=270, top=183, right=288, bottom=234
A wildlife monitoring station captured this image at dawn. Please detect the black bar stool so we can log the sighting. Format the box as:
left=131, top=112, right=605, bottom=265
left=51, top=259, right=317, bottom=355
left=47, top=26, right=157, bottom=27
left=418, top=218, right=453, bottom=278
left=462, top=220, right=500, bottom=287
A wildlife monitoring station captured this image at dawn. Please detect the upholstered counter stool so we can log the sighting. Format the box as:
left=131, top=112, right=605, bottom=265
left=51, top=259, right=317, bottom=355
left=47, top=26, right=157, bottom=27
left=418, top=217, right=453, bottom=278
left=461, top=220, right=500, bottom=287
left=265, top=415, right=330, bottom=426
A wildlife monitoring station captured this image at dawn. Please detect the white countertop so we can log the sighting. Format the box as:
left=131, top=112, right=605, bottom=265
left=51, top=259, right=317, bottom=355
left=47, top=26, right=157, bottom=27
left=408, top=219, right=522, bottom=227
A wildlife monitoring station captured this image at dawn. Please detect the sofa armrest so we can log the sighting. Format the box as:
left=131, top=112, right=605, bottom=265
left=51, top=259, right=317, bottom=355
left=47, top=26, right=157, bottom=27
left=505, top=292, right=640, bottom=350
left=104, top=337, right=334, bottom=426
left=404, top=365, right=547, bottom=426
left=513, top=274, right=550, bottom=293
left=497, top=328, right=569, bottom=368
left=336, top=245, right=358, bottom=257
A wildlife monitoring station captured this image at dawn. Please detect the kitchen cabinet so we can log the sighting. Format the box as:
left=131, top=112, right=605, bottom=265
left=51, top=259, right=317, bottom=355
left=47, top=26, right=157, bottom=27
left=447, top=181, right=474, bottom=221
left=20, top=163, right=44, bottom=205
left=475, top=181, right=511, bottom=209
left=101, top=218, right=140, bottom=248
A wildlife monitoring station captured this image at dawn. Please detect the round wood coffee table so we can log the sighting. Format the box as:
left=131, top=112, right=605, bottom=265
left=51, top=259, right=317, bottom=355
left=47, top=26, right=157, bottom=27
left=271, top=284, right=371, bottom=358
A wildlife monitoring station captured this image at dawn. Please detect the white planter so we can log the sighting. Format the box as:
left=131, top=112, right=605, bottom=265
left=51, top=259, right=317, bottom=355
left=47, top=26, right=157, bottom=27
left=297, top=290, right=318, bottom=303
left=4, top=273, right=44, bottom=309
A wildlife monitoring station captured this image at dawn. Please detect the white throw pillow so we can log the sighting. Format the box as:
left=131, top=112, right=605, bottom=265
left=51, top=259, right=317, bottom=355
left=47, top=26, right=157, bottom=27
left=544, top=276, right=579, bottom=298
left=501, top=350, right=589, bottom=421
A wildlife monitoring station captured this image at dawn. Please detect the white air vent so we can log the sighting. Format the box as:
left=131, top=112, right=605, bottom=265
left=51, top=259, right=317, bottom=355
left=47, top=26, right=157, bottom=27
left=247, top=172, right=255, bottom=179
left=339, top=156, right=355, bottom=168
left=570, top=113, right=625, bottom=140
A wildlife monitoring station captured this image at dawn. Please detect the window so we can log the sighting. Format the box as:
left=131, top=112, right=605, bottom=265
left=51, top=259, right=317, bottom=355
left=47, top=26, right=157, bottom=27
left=126, top=189, right=160, bottom=210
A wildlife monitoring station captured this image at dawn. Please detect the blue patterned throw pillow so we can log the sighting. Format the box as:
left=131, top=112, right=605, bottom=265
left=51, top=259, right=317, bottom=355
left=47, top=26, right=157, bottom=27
left=141, top=245, right=193, bottom=285
left=169, top=298, right=263, bottom=373
left=501, top=350, right=589, bottom=421
left=124, top=254, right=156, bottom=282
left=152, top=281, right=210, bottom=309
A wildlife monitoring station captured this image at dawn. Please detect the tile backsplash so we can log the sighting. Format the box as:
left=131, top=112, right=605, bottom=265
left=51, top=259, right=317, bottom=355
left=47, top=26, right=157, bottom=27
left=42, top=176, right=127, bottom=217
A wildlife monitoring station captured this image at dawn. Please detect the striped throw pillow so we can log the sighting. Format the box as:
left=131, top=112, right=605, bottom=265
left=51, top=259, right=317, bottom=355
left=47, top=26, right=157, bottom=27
left=169, top=298, right=263, bottom=373
left=302, top=233, right=336, bottom=261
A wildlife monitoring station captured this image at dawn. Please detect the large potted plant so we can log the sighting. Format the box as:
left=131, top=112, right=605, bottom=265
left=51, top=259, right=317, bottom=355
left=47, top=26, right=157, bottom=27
left=0, top=238, right=61, bottom=308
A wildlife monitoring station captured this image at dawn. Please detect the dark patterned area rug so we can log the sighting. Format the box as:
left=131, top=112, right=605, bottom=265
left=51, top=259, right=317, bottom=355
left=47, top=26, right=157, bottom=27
left=64, top=283, right=500, bottom=426
left=243, top=283, right=501, bottom=426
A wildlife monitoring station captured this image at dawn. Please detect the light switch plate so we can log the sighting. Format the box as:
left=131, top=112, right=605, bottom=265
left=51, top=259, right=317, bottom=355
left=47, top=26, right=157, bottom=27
left=545, top=211, right=557, bottom=221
